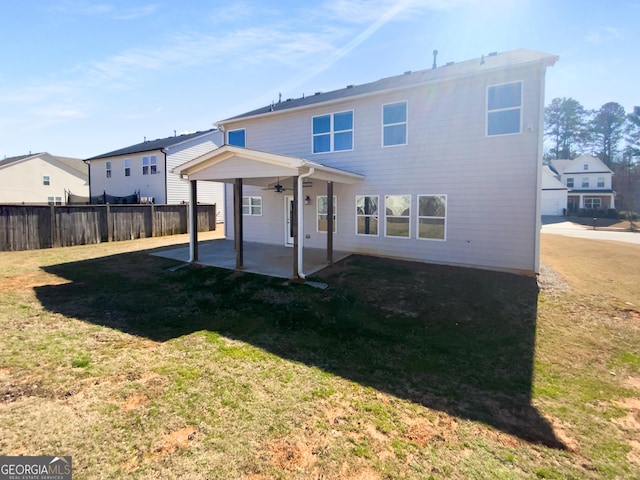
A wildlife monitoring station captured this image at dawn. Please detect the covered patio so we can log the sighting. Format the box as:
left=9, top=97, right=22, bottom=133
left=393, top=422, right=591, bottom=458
left=153, top=238, right=351, bottom=279
left=172, top=145, right=364, bottom=280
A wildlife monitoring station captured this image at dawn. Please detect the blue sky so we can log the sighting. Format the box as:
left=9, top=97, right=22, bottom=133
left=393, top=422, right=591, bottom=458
left=1, top=0, right=638, bottom=159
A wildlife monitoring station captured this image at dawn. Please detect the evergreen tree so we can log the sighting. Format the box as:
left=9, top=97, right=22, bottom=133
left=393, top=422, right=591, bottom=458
left=591, top=102, right=626, bottom=167
left=544, top=97, right=590, bottom=159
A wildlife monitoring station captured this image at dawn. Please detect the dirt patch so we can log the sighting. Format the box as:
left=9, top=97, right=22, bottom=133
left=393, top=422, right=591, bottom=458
left=0, top=273, right=69, bottom=291
left=613, top=398, right=640, bottom=467
left=153, top=426, right=197, bottom=458
left=624, top=376, right=640, bottom=390
left=268, top=438, right=317, bottom=471
left=121, top=393, right=149, bottom=412
left=404, top=416, right=459, bottom=446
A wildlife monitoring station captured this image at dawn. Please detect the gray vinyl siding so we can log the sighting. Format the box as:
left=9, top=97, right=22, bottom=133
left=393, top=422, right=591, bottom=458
left=165, top=133, right=225, bottom=222
left=223, top=62, right=547, bottom=274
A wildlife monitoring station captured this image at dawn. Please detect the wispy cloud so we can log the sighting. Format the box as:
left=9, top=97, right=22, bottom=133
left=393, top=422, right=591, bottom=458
left=48, top=0, right=157, bottom=19
left=321, top=0, right=474, bottom=23
left=585, top=26, right=624, bottom=45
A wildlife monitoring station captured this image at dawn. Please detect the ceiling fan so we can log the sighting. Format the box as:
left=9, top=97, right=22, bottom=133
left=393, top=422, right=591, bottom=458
left=262, top=178, right=289, bottom=193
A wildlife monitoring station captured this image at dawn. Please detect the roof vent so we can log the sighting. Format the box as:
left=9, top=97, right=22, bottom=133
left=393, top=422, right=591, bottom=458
left=346, top=84, right=354, bottom=89
left=446, top=61, right=454, bottom=66
left=315, top=92, right=322, bottom=96
left=404, top=71, right=412, bottom=75
left=488, top=51, right=498, bottom=57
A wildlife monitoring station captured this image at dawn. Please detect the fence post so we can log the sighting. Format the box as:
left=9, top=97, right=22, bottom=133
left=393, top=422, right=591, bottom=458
left=106, top=204, right=113, bottom=242
left=50, top=204, right=56, bottom=248
left=150, top=203, right=155, bottom=237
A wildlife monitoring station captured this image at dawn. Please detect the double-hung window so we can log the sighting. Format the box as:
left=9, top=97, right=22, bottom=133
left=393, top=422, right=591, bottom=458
left=242, top=196, right=262, bottom=216
left=106, top=161, right=112, bottom=178
left=42, top=175, right=50, bottom=186
left=228, top=129, right=246, bottom=147
left=584, top=198, right=601, bottom=209
left=487, top=81, right=522, bottom=136
left=312, top=111, right=353, bottom=153
left=384, top=195, right=411, bottom=238
left=356, top=195, right=378, bottom=236
left=124, top=158, right=131, bottom=177
left=382, top=101, right=407, bottom=146
left=418, top=195, right=447, bottom=240
left=317, top=195, right=337, bottom=233
left=582, top=177, right=589, bottom=188
left=142, top=155, right=157, bottom=175
left=597, top=177, right=605, bottom=188
left=566, top=177, right=574, bottom=188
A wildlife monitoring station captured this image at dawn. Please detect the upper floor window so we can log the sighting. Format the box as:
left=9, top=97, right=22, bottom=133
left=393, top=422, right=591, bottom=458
left=142, top=155, right=157, bottom=175
left=418, top=195, right=446, bottom=241
left=124, top=159, right=130, bottom=177
left=242, top=196, right=262, bottom=216
left=566, top=177, right=574, bottom=188
left=384, top=195, right=411, bottom=238
left=583, top=164, right=589, bottom=171
left=106, top=161, right=112, bottom=178
left=487, top=81, right=522, bottom=136
left=312, top=111, right=353, bottom=153
left=582, top=177, right=590, bottom=188
left=228, top=129, right=246, bottom=147
left=42, top=175, right=50, bottom=186
left=597, top=177, right=605, bottom=188
left=356, top=195, right=379, bottom=236
left=317, top=195, right=337, bottom=233
left=382, top=101, right=407, bottom=147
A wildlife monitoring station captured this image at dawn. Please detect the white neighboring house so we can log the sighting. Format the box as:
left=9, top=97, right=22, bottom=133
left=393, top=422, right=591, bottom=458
left=86, top=129, right=225, bottom=220
left=541, top=165, right=569, bottom=215
left=548, top=154, right=615, bottom=213
left=0, top=152, right=88, bottom=204
left=175, top=49, right=558, bottom=276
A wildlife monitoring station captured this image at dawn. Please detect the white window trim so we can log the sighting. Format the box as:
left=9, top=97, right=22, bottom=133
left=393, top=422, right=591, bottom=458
left=597, top=177, right=605, bottom=188
left=150, top=155, right=157, bottom=175
left=355, top=195, right=380, bottom=237
left=382, top=101, right=408, bottom=147
left=584, top=197, right=601, bottom=209
left=486, top=80, right=523, bottom=137
left=124, top=158, right=131, bottom=177
left=582, top=177, right=590, bottom=188
left=417, top=194, right=447, bottom=242
left=43, top=175, right=50, bottom=186
left=316, top=195, right=337, bottom=233
left=106, top=161, right=112, bottom=178
left=566, top=177, right=574, bottom=188
left=242, top=196, right=262, bottom=216
left=228, top=128, right=246, bottom=147
left=311, top=110, right=354, bottom=154
left=142, top=156, right=149, bottom=175
left=384, top=194, right=411, bottom=239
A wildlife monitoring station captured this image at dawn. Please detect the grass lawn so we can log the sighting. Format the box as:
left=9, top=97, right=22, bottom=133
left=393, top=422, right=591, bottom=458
left=0, top=232, right=639, bottom=479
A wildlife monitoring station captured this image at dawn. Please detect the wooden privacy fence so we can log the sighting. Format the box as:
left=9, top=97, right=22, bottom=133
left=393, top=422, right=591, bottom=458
left=0, top=204, right=216, bottom=251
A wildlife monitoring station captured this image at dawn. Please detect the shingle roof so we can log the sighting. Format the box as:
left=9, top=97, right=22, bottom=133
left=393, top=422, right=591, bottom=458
left=0, top=152, right=87, bottom=177
left=219, top=49, right=558, bottom=124
left=0, top=153, right=44, bottom=168
left=87, top=128, right=219, bottom=160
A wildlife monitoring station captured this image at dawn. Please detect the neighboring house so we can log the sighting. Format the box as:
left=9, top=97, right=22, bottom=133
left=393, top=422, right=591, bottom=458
left=548, top=154, right=615, bottom=213
left=175, top=49, right=558, bottom=276
left=86, top=129, right=225, bottom=220
left=541, top=165, right=569, bottom=215
left=0, top=152, right=88, bottom=205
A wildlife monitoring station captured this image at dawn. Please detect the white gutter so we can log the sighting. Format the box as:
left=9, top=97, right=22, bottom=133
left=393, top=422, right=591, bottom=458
left=297, top=167, right=315, bottom=279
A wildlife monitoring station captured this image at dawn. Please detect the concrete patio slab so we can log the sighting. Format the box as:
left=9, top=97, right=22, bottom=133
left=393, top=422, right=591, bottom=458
left=152, top=239, right=351, bottom=278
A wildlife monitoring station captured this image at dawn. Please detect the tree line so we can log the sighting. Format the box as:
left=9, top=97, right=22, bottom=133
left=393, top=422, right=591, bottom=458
left=544, top=98, right=640, bottom=213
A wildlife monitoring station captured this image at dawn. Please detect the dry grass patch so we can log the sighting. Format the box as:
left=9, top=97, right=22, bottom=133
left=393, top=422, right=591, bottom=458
left=0, top=233, right=638, bottom=478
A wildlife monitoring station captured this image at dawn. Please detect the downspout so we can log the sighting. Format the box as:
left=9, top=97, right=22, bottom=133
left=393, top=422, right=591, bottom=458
left=297, top=167, right=314, bottom=279
left=162, top=148, right=168, bottom=204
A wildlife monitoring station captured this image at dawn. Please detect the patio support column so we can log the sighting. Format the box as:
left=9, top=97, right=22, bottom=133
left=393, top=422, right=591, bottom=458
left=234, top=178, right=243, bottom=269
left=189, top=180, right=198, bottom=262
left=327, top=181, right=333, bottom=264
left=292, top=176, right=299, bottom=279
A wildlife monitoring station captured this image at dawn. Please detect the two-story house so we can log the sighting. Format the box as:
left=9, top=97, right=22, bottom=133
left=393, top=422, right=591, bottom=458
left=548, top=154, right=615, bottom=213
left=86, top=129, right=225, bottom=220
left=174, top=49, right=558, bottom=277
left=0, top=152, right=88, bottom=205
